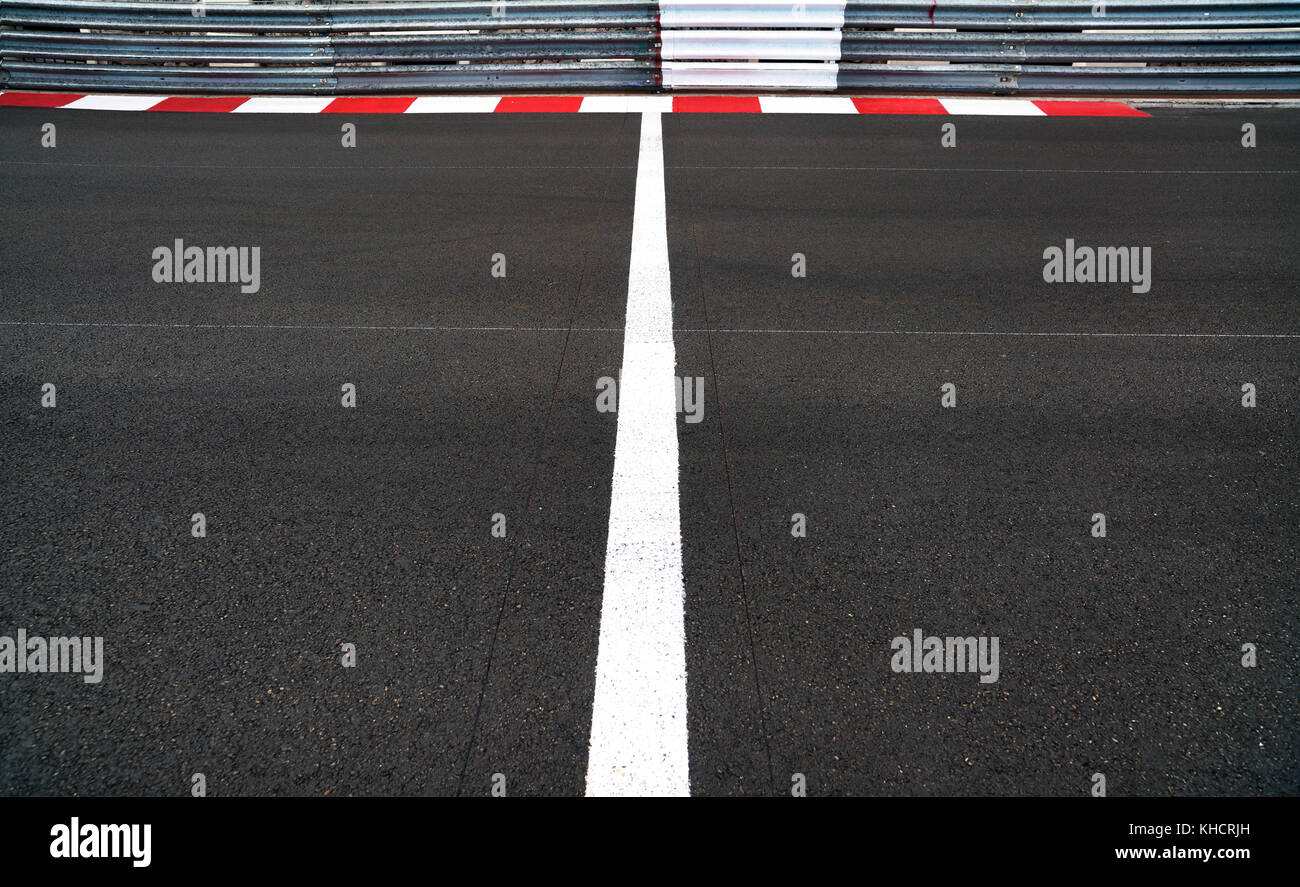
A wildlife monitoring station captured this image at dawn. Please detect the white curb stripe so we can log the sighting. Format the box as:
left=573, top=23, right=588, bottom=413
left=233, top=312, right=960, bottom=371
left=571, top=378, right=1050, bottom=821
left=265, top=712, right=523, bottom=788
left=938, top=98, right=1047, bottom=116
left=232, top=96, right=334, bottom=114
left=579, top=95, right=675, bottom=114
left=405, top=95, right=502, bottom=113
left=759, top=95, right=857, bottom=114
left=585, top=110, right=689, bottom=798
left=59, top=95, right=169, bottom=111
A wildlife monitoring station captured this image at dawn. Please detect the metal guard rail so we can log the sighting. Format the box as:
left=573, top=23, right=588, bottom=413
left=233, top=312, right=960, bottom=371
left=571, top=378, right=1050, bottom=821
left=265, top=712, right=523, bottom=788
left=2, top=0, right=1298, bottom=95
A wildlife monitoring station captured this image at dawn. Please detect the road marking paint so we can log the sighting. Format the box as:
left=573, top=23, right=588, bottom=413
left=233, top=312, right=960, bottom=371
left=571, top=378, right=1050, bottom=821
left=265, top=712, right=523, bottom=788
left=760, top=95, right=857, bottom=114
left=494, top=96, right=585, bottom=113
left=939, top=98, right=1046, bottom=116
left=577, top=96, right=634, bottom=114
left=1033, top=100, right=1151, bottom=118
left=674, top=95, right=763, bottom=113
left=620, top=96, right=677, bottom=114
left=1, top=90, right=1149, bottom=117
left=585, top=111, right=689, bottom=798
left=148, top=96, right=250, bottom=113
left=0, top=92, right=82, bottom=108
left=851, top=96, right=948, bottom=115
left=233, top=96, right=334, bottom=114
left=321, top=96, right=416, bottom=114
left=579, top=95, right=675, bottom=114
left=61, top=95, right=169, bottom=112
left=406, top=96, right=502, bottom=113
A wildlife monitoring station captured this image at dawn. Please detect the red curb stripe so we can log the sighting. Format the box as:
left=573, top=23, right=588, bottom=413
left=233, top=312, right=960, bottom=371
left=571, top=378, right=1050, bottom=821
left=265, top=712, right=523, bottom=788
left=321, top=96, right=417, bottom=113
left=852, top=97, right=947, bottom=115
left=493, top=96, right=585, bottom=112
left=149, top=96, right=249, bottom=113
left=3, top=92, right=1156, bottom=118
left=0, top=92, right=84, bottom=108
left=672, top=96, right=762, bottom=113
left=1032, top=100, right=1149, bottom=117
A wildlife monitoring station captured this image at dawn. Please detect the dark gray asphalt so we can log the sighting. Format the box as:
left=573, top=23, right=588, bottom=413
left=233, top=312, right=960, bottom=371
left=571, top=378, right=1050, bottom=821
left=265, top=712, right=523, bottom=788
left=666, top=111, right=1300, bottom=796
left=1, top=106, right=1296, bottom=796
left=0, top=111, right=637, bottom=796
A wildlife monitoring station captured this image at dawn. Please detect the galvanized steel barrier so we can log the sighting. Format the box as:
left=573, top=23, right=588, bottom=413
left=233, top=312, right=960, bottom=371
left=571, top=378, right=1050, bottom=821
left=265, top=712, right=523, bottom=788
left=2, top=0, right=1298, bottom=95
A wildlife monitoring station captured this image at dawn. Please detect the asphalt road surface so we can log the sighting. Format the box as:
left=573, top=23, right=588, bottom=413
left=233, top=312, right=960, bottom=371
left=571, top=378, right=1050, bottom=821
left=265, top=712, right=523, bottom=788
left=1, top=104, right=1296, bottom=796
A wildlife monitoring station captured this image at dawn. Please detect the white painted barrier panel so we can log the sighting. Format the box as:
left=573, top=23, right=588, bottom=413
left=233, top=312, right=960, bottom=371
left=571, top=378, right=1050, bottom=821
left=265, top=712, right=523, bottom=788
left=663, top=61, right=841, bottom=90
left=659, top=0, right=848, bottom=29
left=662, top=29, right=842, bottom=61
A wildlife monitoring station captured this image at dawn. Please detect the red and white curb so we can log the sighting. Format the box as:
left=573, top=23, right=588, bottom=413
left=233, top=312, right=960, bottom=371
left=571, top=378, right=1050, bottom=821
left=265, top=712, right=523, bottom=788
left=0, top=92, right=1151, bottom=117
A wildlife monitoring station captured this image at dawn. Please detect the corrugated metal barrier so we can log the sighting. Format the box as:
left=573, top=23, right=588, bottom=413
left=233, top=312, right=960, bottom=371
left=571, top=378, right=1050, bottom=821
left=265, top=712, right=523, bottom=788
left=2, top=0, right=1298, bottom=95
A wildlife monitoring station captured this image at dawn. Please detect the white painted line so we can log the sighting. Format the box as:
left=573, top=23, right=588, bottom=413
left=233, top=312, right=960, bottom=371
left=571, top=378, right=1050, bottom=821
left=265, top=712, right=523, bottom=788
left=232, top=96, right=334, bottom=114
left=60, top=95, right=169, bottom=111
left=405, top=95, right=501, bottom=113
left=938, top=98, right=1046, bottom=116
left=759, top=95, right=857, bottom=114
left=585, top=111, right=689, bottom=798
